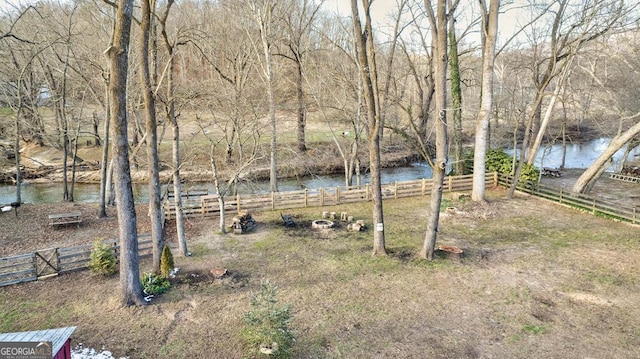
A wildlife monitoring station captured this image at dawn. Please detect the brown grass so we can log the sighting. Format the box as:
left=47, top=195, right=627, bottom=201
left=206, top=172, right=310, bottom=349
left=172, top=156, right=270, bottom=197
left=1, top=190, right=640, bottom=358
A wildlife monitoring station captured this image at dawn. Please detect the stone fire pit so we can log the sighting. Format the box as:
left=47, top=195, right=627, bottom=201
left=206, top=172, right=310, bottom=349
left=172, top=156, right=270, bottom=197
left=311, top=219, right=334, bottom=229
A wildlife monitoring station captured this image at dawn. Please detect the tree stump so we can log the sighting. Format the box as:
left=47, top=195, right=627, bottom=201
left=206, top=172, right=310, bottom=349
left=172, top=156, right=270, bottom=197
left=437, top=245, right=464, bottom=260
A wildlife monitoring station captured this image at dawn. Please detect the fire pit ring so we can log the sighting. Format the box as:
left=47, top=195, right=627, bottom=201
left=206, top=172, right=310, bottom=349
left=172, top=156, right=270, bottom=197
left=312, top=219, right=334, bottom=229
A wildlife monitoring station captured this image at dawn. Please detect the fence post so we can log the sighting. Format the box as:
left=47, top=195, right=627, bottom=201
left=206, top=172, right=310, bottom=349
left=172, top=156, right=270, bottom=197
left=336, top=186, right=340, bottom=204
left=421, top=178, right=426, bottom=196
left=448, top=176, right=453, bottom=192
left=365, top=184, right=370, bottom=201
left=320, top=188, right=324, bottom=206
left=634, top=207, right=637, bottom=225
left=493, top=171, right=498, bottom=187
left=237, top=193, right=241, bottom=213
left=394, top=182, right=398, bottom=199
left=305, top=189, right=308, bottom=207
left=271, top=192, right=276, bottom=210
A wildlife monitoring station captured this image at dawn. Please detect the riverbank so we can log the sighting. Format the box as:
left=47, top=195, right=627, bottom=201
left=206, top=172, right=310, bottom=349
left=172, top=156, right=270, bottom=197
left=0, top=140, right=419, bottom=185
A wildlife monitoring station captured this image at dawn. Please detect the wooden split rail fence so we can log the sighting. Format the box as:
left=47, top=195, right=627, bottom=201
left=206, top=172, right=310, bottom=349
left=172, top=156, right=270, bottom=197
left=0, top=234, right=152, bottom=287
left=163, top=173, right=498, bottom=219
left=498, top=174, right=639, bottom=225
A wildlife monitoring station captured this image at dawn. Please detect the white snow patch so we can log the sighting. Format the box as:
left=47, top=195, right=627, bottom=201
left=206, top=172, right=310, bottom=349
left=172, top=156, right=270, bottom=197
left=71, top=344, right=128, bottom=359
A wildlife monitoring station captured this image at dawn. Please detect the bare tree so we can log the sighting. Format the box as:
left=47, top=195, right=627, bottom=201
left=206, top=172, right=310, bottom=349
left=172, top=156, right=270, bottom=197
left=247, top=0, right=280, bottom=193
left=278, top=0, right=324, bottom=153
left=106, top=0, right=146, bottom=307
left=471, top=0, right=500, bottom=202
left=158, top=0, right=189, bottom=257
left=139, top=0, right=164, bottom=272
left=421, top=0, right=448, bottom=260
left=351, top=0, right=386, bottom=256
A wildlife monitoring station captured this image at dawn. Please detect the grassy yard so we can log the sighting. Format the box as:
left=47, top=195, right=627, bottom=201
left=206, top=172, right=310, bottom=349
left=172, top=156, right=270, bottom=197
left=1, top=189, right=639, bottom=358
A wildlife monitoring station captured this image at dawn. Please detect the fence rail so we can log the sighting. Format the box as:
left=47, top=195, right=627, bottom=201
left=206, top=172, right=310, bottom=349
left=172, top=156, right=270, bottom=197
left=0, top=235, right=152, bottom=287
left=163, top=173, right=496, bottom=219
left=498, top=174, right=639, bottom=225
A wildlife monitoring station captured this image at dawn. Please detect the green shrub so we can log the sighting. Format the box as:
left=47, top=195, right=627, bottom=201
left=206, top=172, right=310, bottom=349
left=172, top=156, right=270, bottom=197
left=242, top=281, right=295, bottom=358
left=88, top=239, right=117, bottom=276
left=141, top=272, right=172, bottom=295
left=485, top=149, right=540, bottom=182
left=160, top=244, right=174, bottom=278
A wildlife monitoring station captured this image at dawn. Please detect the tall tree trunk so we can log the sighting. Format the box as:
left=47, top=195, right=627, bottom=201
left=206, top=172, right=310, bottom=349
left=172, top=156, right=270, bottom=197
left=295, top=59, right=306, bottom=153
left=92, top=112, right=101, bottom=146
left=351, top=0, right=386, bottom=256
left=209, top=145, right=227, bottom=233
left=108, top=0, right=146, bottom=307
left=471, top=0, right=500, bottom=202
left=169, top=61, right=189, bottom=257
left=14, top=107, right=22, bottom=204
left=99, top=12, right=114, bottom=218
left=70, top=122, right=81, bottom=202
left=62, top=123, right=69, bottom=201
left=140, top=0, right=164, bottom=273
left=449, top=21, right=464, bottom=176
left=98, top=77, right=111, bottom=218
left=421, top=0, right=448, bottom=260
left=159, top=0, right=188, bottom=257
left=106, top=158, right=116, bottom=206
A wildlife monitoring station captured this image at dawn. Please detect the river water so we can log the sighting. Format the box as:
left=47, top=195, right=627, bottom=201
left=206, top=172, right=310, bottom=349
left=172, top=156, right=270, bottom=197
left=1, top=138, right=638, bottom=204
left=0, top=164, right=432, bottom=204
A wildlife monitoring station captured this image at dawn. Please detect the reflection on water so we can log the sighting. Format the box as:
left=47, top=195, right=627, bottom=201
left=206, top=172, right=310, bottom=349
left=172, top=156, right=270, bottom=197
left=0, top=163, right=434, bottom=204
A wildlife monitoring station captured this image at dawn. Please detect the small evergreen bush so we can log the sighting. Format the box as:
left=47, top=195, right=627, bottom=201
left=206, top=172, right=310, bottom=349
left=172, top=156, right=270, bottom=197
left=141, top=272, right=171, bottom=295
left=242, top=280, right=295, bottom=358
left=88, top=239, right=117, bottom=276
left=160, top=244, right=174, bottom=278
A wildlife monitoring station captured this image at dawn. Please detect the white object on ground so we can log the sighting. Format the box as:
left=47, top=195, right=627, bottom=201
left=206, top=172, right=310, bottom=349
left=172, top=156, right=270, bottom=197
left=71, top=344, right=128, bottom=359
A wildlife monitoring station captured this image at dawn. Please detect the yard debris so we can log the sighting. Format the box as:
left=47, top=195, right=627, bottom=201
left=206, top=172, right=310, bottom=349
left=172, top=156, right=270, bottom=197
left=210, top=268, right=228, bottom=279
left=281, top=213, right=296, bottom=227
left=231, top=212, right=257, bottom=234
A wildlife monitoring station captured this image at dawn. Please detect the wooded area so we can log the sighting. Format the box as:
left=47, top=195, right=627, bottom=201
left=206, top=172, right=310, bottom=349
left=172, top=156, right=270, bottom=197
left=1, top=0, right=640, bottom=304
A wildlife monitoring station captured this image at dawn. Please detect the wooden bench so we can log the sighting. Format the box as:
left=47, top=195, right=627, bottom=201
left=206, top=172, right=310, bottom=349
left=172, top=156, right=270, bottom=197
left=48, top=212, right=82, bottom=227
